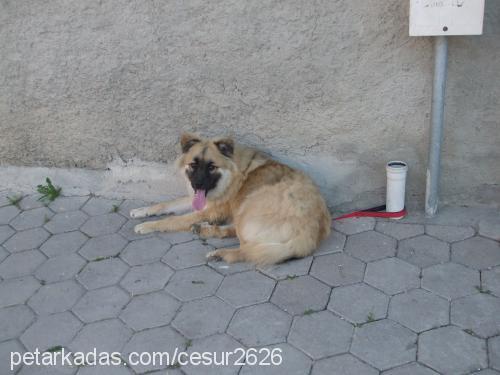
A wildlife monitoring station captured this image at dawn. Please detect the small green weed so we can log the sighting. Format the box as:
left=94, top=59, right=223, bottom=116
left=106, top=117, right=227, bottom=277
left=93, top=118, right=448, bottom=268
left=37, top=178, right=61, bottom=202
left=7, top=195, right=22, bottom=208
left=475, top=285, right=492, bottom=294
left=111, top=204, right=119, bottom=213
left=303, top=309, right=315, bottom=315
left=367, top=312, right=375, bottom=322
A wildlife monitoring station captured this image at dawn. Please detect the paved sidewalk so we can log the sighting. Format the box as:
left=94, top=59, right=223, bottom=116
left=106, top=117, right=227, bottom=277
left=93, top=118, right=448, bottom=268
left=0, top=191, right=499, bottom=375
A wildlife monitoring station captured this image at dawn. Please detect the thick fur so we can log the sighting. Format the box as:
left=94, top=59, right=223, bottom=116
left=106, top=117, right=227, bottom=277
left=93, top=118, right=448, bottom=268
left=132, top=133, right=331, bottom=265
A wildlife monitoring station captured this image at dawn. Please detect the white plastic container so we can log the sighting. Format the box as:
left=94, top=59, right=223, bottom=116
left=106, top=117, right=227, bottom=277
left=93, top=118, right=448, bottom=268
left=386, top=161, right=408, bottom=217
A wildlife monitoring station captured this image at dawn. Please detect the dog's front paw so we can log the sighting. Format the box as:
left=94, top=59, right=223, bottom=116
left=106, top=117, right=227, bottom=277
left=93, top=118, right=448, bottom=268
left=206, top=250, right=222, bottom=262
left=134, top=223, right=155, bottom=234
left=130, top=207, right=150, bottom=219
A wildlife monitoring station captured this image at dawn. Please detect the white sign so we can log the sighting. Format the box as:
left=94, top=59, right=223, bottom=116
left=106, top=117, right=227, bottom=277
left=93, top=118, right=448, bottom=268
left=410, top=0, right=485, bottom=36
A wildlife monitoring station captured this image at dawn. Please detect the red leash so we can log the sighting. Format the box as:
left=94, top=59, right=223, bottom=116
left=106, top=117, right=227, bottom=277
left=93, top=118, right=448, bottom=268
left=333, top=205, right=407, bottom=221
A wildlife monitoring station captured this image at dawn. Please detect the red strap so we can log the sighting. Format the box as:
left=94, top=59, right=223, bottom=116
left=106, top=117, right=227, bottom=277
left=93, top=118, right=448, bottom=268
left=333, top=208, right=407, bottom=221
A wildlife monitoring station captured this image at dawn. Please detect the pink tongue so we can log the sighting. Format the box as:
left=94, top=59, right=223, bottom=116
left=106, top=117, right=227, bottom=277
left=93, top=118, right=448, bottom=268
left=192, top=190, right=206, bottom=211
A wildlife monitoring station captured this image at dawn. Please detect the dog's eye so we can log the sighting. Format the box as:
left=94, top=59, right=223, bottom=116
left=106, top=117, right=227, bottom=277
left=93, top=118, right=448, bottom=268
left=208, top=165, right=217, bottom=172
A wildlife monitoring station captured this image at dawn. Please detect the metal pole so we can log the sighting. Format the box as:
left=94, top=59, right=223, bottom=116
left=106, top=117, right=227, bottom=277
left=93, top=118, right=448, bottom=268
left=425, top=35, right=448, bottom=217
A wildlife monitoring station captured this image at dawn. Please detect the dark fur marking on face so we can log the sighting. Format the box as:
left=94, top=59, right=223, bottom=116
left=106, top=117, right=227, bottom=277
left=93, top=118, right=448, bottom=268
left=214, top=139, right=234, bottom=158
left=186, top=158, right=221, bottom=193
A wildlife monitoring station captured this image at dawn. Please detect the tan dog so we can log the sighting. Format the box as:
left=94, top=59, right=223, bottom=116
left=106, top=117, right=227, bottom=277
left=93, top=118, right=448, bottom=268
left=131, top=133, right=331, bottom=265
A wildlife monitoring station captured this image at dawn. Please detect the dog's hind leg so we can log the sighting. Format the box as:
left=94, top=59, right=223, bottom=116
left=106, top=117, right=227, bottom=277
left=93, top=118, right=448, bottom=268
left=130, top=197, right=192, bottom=218
left=192, top=223, right=236, bottom=239
left=206, top=242, right=299, bottom=265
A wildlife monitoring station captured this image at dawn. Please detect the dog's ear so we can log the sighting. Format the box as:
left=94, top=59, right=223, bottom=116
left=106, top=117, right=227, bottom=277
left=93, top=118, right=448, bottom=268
left=180, top=133, right=201, bottom=153
left=214, top=138, right=234, bottom=158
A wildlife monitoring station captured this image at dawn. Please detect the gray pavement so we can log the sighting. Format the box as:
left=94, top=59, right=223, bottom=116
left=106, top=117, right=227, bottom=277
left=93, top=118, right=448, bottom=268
left=0, top=191, right=499, bottom=374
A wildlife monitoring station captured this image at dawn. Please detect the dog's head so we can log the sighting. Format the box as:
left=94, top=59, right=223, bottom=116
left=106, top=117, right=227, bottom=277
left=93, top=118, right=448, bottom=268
left=178, top=133, right=236, bottom=210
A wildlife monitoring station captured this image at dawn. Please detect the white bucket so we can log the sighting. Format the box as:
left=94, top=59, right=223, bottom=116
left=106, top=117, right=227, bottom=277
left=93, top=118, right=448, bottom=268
left=386, top=161, right=408, bottom=217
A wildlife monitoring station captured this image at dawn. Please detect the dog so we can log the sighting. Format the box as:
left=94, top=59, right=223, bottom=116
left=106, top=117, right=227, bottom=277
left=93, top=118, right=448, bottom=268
left=131, top=133, right=331, bottom=265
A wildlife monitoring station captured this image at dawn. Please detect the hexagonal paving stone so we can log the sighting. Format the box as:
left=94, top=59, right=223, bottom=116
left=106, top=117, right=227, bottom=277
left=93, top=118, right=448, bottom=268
left=122, top=326, right=185, bottom=373
left=311, top=353, right=378, bottom=375
left=259, top=256, right=313, bottom=280
left=419, top=326, right=487, bottom=374
left=162, top=240, right=211, bottom=270
left=483, top=266, right=500, bottom=297
left=398, top=235, right=450, bottom=268
left=422, top=262, right=479, bottom=300
left=0, top=276, right=41, bottom=308
left=3, top=227, right=50, bottom=253
left=119, top=291, right=180, bottom=331
left=351, top=319, right=417, bottom=371
left=333, top=217, right=376, bottom=235
left=120, top=262, right=173, bottom=295
left=120, top=237, right=170, bottom=266
left=48, top=195, right=89, bottom=213
left=10, top=207, right=53, bottom=230
left=314, top=231, right=346, bottom=255
left=0, top=246, right=6, bottom=263
left=41, top=231, right=88, bottom=257
left=21, top=311, right=83, bottom=351
left=471, top=370, right=500, bottom=375
left=208, top=259, right=255, bottom=275
left=73, top=286, right=130, bottom=323
left=0, top=340, right=25, bottom=374
left=77, top=258, right=129, bottom=290
left=451, top=293, right=500, bottom=338
left=80, top=213, right=126, bottom=237
left=34, top=253, right=87, bottom=283
left=217, top=271, right=275, bottom=308
left=426, top=224, right=475, bottom=243
left=310, top=253, right=366, bottom=287
left=165, top=265, right=223, bottom=301
left=490, top=336, right=500, bottom=371
left=240, top=343, right=312, bottom=375
left=82, top=197, right=122, bottom=216
left=452, top=237, right=500, bottom=270
left=0, top=225, right=15, bottom=244
left=381, top=362, right=439, bottom=375
left=19, top=196, right=46, bottom=210
left=78, top=233, right=127, bottom=260
left=479, top=216, right=500, bottom=241
left=227, top=303, right=291, bottom=347
left=328, top=283, right=389, bottom=324
left=28, top=280, right=84, bottom=315
left=375, top=222, right=424, bottom=240
left=0, top=205, right=20, bottom=225
left=389, top=289, right=449, bottom=332
left=270, top=275, right=330, bottom=315
left=345, top=231, right=396, bottom=262
left=364, top=258, right=420, bottom=295
left=173, top=296, right=235, bottom=339
left=69, top=318, right=132, bottom=353
left=0, top=305, right=35, bottom=341
left=157, top=230, right=197, bottom=245
left=44, top=211, right=89, bottom=234
left=288, top=310, right=353, bottom=359
left=184, top=333, right=244, bottom=375
left=0, top=250, right=46, bottom=279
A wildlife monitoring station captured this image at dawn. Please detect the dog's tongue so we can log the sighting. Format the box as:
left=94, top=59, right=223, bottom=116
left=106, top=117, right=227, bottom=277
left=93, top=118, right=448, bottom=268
left=192, top=190, right=206, bottom=211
